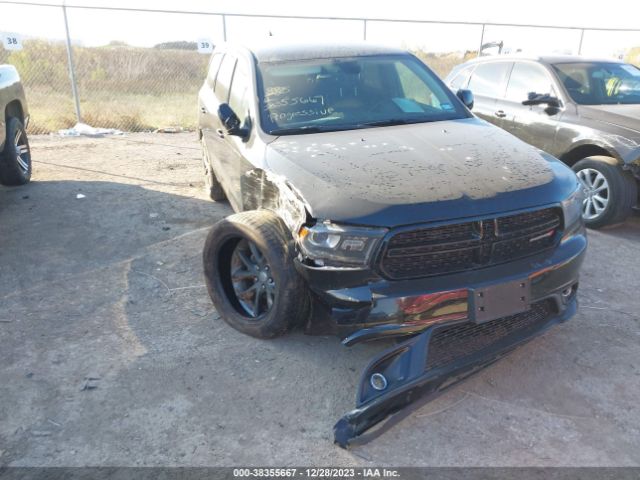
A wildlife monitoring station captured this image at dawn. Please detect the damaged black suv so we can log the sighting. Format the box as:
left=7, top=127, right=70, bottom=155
left=198, top=42, right=587, bottom=447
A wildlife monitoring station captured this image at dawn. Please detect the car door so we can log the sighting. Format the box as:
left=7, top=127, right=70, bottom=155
left=199, top=53, right=223, bottom=165
left=201, top=53, right=240, bottom=208
left=466, top=61, right=512, bottom=125
left=498, top=61, right=561, bottom=152
left=223, top=56, right=254, bottom=211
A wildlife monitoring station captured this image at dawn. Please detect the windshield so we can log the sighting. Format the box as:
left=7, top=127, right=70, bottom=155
left=257, top=54, right=470, bottom=135
left=553, top=62, right=640, bottom=105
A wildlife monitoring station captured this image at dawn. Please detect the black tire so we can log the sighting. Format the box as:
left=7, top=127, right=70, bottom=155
left=202, top=140, right=226, bottom=201
left=0, top=117, right=31, bottom=186
left=572, top=156, right=637, bottom=229
left=203, top=210, right=309, bottom=339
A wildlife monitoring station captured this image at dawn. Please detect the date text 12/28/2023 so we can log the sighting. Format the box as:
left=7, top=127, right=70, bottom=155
left=232, top=468, right=401, bottom=478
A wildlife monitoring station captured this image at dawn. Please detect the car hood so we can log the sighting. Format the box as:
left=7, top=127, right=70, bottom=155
left=579, top=104, right=640, bottom=137
left=265, top=118, right=577, bottom=227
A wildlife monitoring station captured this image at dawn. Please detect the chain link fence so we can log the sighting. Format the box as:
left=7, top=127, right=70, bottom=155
left=1, top=1, right=640, bottom=134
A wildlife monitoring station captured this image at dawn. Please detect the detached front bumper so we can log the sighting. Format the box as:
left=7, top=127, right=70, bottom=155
left=295, top=230, right=586, bottom=447
left=333, top=296, right=576, bottom=447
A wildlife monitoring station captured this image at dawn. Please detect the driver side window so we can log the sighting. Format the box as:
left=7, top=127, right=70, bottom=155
left=215, top=54, right=237, bottom=102
left=206, top=53, right=224, bottom=89
left=229, top=60, right=251, bottom=125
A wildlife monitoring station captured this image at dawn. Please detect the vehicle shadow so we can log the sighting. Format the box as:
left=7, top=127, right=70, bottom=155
left=0, top=179, right=230, bottom=298
left=0, top=178, right=386, bottom=465
left=592, top=210, right=640, bottom=241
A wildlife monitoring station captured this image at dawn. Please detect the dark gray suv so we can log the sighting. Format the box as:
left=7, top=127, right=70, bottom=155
left=446, top=56, right=640, bottom=228
left=197, top=42, right=586, bottom=445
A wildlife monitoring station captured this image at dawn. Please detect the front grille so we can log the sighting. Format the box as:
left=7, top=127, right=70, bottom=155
left=425, top=300, right=555, bottom=370
left=380, top=208, right=561, bottom=280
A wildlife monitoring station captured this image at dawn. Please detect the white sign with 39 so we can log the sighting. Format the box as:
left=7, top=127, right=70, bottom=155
left=197, top=39, right=213, bottom=54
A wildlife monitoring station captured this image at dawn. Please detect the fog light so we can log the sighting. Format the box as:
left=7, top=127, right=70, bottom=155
left=561, top=285, right=575, bottom=303
left=370, top=373, right=388, bottom=391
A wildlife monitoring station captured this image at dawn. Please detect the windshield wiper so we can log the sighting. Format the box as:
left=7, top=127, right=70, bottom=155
left=269, top=125, right=351, bottom=135
left=269, top=117, right=443, bottom=135
left=355, top=118, right=437, bottom=128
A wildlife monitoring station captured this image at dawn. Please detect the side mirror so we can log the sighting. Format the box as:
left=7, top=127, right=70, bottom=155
left=456, top=89, right=474, bottom=110
left=522, top=93, right=560, bottom=108
left=218, top=103, right=249, bottom=138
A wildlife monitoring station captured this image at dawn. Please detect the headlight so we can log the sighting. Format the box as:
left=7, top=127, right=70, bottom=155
left=561, top=182, right=585, bottom=234
left=298, top=221, right=388, bottom=266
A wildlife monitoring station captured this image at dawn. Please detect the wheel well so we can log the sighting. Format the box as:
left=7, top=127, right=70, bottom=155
left=560, top=145, right=618, bottom=167
left=5, top=100, right=24, bottom=123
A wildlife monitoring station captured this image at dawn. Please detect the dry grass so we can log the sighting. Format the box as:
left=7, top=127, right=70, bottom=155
left=2, top=40, right=204, bottom=133
left=80, top=92, right=198, bottom=132
left=24, top=89, right=198, bottom=134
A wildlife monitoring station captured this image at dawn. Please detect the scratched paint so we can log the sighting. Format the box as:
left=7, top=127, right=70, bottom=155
left=269, top=118, right=555, bottom=207
left=241, top=168, right=310, bottom=235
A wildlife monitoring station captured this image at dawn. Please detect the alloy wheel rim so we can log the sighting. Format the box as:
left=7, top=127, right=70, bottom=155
left=230, top=239, right=276, bottom=318
left=576, top=168, right=609, bottom=220
left=14, top=128, right=30, bottom=174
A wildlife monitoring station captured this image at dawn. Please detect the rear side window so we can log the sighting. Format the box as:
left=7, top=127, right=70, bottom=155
left=229, top=60, right=251, bottom=124
left=215, top=55, right=237, bottom=102
left=506, top=62, right=554, bottom=101
left=207, top=53, right=224, bottom=89
left=468, top=62, right=512, bottom=98
left=449, top=66, right=473, bottom=90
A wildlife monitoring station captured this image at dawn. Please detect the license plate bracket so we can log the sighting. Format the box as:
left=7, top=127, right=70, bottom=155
left=472, top=278, right=530, bottom=324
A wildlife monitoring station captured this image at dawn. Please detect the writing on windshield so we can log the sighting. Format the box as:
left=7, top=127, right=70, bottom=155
left=258, top=55, right=468, bottom=134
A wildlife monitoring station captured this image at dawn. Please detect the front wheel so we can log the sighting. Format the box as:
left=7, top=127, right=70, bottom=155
left=203, top=210, right=309, bottom=339
left=572, top=156, right=637, bottom=229
left=0, top=117, right=31, bottom=186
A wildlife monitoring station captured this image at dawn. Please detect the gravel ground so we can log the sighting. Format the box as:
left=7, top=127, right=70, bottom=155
left=0, top=133, right=639, bottom=466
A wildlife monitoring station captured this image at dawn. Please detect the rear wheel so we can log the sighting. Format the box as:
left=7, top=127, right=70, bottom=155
left=203, top=210, right=309, bottom=338
left=0, top=117, right=31, bottom=186
left=572, top=156, right=637, bottom=229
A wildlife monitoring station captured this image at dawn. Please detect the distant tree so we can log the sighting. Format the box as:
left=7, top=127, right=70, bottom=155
left=153, top=41, right=199, bottom=51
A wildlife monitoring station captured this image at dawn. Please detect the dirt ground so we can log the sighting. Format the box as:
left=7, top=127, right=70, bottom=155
left=1, top=133, right=639, bottom=466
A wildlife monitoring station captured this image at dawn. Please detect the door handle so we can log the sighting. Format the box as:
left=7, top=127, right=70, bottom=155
left=216, top=129, right=225, bottom=138
left=495, top=110, right=507, bottom=118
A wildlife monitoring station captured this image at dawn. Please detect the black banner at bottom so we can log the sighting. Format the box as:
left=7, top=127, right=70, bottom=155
left=1, top=467, right=640, bottom=480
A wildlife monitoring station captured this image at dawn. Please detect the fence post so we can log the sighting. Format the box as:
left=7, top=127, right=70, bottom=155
left=477, top=23, right=485, bottom=56
left=62, top=4, right=82, bottom=124
left=578, top=28, right=585, bottom=55
left=363, top=19, right=367, bottom=40
left=222, top=14, right=227, bottom=41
